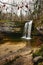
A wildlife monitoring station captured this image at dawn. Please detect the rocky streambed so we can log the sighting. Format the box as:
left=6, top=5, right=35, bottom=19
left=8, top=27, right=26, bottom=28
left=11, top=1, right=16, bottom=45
left=0, top=41, right=33, bottom=65
left=0, top=35, right=43, bottom=65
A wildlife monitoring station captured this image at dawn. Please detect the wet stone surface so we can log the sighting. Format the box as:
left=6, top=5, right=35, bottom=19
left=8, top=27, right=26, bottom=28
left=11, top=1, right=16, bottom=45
left=0, top=32, right=43, bottom=65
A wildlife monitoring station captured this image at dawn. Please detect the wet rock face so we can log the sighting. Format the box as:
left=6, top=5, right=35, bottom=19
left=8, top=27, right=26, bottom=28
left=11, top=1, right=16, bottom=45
left=0, top=22, right=22, bottom=32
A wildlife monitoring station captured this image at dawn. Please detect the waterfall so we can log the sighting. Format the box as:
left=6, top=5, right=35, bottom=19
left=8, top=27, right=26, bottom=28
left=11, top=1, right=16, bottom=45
left=22, top=20, right=33, bottom=40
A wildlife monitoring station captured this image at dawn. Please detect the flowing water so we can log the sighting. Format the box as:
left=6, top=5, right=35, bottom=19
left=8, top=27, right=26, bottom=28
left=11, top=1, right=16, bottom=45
left=22, top=20, right=33, bottom=40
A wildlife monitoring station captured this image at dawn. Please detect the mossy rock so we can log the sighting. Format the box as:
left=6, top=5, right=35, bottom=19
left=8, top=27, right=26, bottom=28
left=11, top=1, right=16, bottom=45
left=33, top=45, right=43, bottom=58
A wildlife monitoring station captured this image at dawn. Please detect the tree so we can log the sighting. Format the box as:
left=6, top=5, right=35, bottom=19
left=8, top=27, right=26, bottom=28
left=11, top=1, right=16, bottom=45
left=0, top=5, right=2, bottom=20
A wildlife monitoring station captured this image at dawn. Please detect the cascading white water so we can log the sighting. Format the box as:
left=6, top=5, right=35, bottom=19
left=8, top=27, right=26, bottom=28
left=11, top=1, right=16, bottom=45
left=22, top=20, right=33, bottom=40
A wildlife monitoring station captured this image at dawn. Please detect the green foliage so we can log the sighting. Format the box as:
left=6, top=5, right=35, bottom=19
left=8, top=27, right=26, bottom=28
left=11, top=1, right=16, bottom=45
left=0, top=19, right=10, bottom=22
left=38, top=62, right=43, bottom=65
left=33, top=45, right=43, bottom=58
